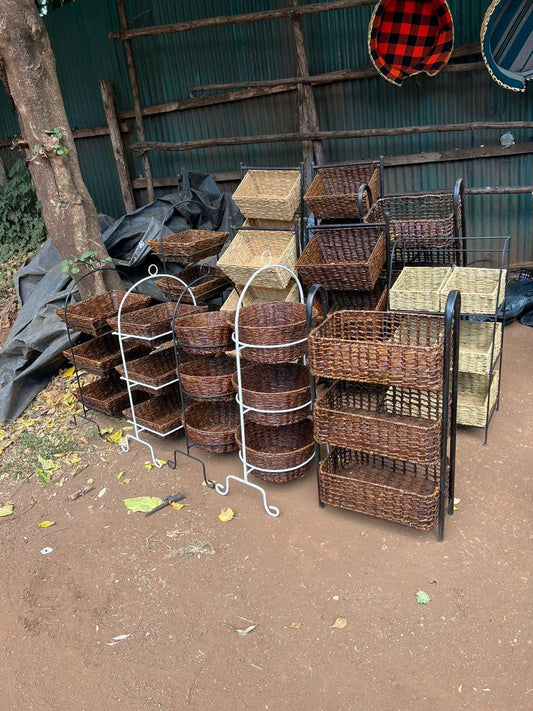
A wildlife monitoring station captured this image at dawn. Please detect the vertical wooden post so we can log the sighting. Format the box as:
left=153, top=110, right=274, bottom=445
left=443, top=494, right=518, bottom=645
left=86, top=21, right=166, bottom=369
left=116, top=0, right=155, bottom=203
left=99, top=80, right=136, bottom=213
left=289, top=0, right=324, bottom=185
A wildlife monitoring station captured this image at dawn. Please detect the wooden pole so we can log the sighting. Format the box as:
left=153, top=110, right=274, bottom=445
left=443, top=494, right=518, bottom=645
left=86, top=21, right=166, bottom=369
left=99, top=80, right=136, bottom=213
left=116, top=0, right=154, bottom=203
left=109, top=0, right=375, bottom=41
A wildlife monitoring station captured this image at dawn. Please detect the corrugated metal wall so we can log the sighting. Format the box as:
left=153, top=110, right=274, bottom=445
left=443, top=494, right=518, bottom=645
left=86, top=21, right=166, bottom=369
left=0, top=0, right=531, bottom=260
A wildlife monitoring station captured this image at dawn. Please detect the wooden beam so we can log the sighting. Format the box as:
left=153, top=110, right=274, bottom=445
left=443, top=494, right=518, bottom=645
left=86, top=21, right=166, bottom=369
left=132, top=171, right=241, bottom=190
left=384, top=142, right=533, bottom=167
left=0, top=124, right=130, bottom=147
left=99, top=79, right=136, bottom=213
left=109, top=0, right=375, bottom=41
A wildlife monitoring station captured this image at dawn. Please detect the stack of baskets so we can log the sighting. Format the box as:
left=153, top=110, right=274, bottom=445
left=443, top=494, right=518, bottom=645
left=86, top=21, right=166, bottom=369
left=218, top=168, right=302, bottom=309
left=308, top=310, right=451, bottom=532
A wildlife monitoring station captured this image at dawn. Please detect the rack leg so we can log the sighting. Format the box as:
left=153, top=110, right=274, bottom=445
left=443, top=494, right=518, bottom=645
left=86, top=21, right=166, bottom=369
left=215, top=475, right=280, bottom=518
left=121, top=434, right=163, bottom=468
left=168, top=447, right=214, bottom=488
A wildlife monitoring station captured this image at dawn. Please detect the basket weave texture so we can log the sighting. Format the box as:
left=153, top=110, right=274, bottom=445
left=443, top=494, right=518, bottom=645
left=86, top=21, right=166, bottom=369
left=314, top=381, right=442, bottom=465
left=115, top=345, right=178, bottom=388
left=217, top=230, right=296, bottom=288
left=107, top=301, right=207, bottom=339
left=155, top=266, right=229, bottom=303
left=458, top=321, right=502, bottom=375
left=123, top=389, right=182, bottom=435
left=304, top=164, right=380, bottom=219
left=297, top=226, right=386, bottom=291
left=63, top=334, right=148, bottom=374
left=439, top=267, right=507, bottom=314
left=185, top=399, right=240, bottom=453
left=232, top=170, right=301, bottom=221
left=308, top=311, right=445, bottom=389
left=57, top=291, right=151, bottom=336
left=75, top=374, right=141, bottom=416
left=318, top=447, right=442, bottom=530
left=235, top=419, right=314, bottom=483
left=174, top=311, right=234, bottom=356
left=328, top=284, right=387, bottom=312
left=457, top=370, right=499, bottom=427
left=220, top=284, right=298, bottom=312
left=389, top=266, right=452, bottom=312
left=179, top=354, right=237, bottom=399
left=146, top=230, right=228, bottom=264
left=233, top=363, right=311, bottom=426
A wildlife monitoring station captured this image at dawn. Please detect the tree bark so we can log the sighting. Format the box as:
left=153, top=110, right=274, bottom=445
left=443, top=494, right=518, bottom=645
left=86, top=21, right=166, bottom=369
left=0, top=0, right=121, bottom=297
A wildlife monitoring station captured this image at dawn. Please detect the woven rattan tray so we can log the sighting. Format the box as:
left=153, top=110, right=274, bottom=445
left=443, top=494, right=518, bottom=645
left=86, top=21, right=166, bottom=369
left=115, top=345, right=178, bottom=389
left=328, top=284, right=387, bottom=312
left=296, top=226, right=386, bottom=291
left=146, top=230, right=229, bottom=265
left=318, top=447, right=442, bottom=530
left=314, top=381, right=442, bottom=465
left=308, top=311, right=445, bottom=389
left=232, top=169, right=301, bottom=221
left=107, top=301, right=208, bottom=339
left=185, top=399, right=240, bottom=453
left=220, top=284, right=298, bottom=311
left=75, top=373, right=142, bottom=416
left=304, top=164, right=381, bottom=219
left=123, top=389, right=182, bottom=436
left=439, top=267, right=507, bottom=314
left=155, top=266, right=228, bottom=304
left=457, top=370, right=500, bottom=427
left=63, top=333, right=148, bottom=374
left=179, top=354, right=237, bottom=399
left=174, top=311, right=234, bottom=356
left=389, top=266, right=452, bottom=313
left=217, top=230, right=297, bottom=289
left=57, top=291, right=151, bottom=336
left=458, top=321, right=502, bottom=375
left=235, top=419, right=314, bottom=483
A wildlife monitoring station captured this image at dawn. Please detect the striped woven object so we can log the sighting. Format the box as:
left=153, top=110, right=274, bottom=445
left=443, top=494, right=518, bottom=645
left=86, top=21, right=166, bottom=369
left=481, top=0, right=533, bottom=92
left=368, top=0, right=454, bottom=86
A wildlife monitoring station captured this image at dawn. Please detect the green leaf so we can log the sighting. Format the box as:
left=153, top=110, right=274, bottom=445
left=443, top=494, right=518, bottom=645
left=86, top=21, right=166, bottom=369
left=36, top=468, right=51, bottom=483
left=123, top=496, right=163, bottom=513
left=60, top=260, right=70, bottom=273
left=71, top=266, right=80, bottom=274
left=55, top=148, right=64, bottom=155
left=416, top=590, right=431, bottom=604
left=80, top=251, right=96, bottom=261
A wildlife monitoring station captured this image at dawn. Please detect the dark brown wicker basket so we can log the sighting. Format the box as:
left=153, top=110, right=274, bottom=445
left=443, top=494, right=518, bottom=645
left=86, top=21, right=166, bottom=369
left=318, top=447, right=442, bottom=530
left=328, top=284, right=387, bottom=312
left=185, top=399, right=240, bottom=453
left=314, top=381, right=442, bottom=465
left=115, top=344, right=178, bottom=389
left=75, top=373, right=145, bottom=416
left=147, top=230, right=229, bottom=264
left=296, top=226, right=386, bottom=291
left=155, top=266, right=229, bottom=304
left=56, top=291, right=152, bottom=337
left=235, top=419, right=314, bottom=483
left=123, top=388, right=182, bottom=436
left=107, top=301, right=208, bottom=339
left=174, top=311, right=234, bottom=356
left=232, top=363, right=311, bottom=426
left=63, top=333, right=149, bottom=374
left=308, top=311, right=445, bottom=389
left=304, top=164, right=381, bottom=219
left=179, top=354, right=237, bottom=399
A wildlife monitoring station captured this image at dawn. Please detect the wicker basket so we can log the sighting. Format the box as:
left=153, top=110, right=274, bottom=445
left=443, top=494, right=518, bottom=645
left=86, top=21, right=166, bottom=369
left=457, top=370, right=500, bottom=427
left=458, top=321, right=502, bottom=375
left=155, top=266, right=229, bottom=304
left=63, top=334, right=148, bottom=374
left=185, top=399, right=240, bottom=453
left=179, top=354, right=237, bottom=399
left=304, top=164, right=381, bottom=219
left=328, top=284, right=387, bottom=312
left=389, top=266, right=452, bottom=313
left=439, top=267, right=507, bottom=314
left=220, top=284, right=299, bottom=311
left=243, top=217, right=295, bottom=229
left=297, top=226, right=386, bottom=291
left=115, top=345, right=178, bottom=389
left=308, top=311, right=445, bottom=389
left=318, top=447, right=442, bottom=530
left=107, top=301, right=208, bottom=339
left=232, top=169, right=301, bottom=221
left=233, top=363, right=311, bottom=426
left=75, top=373, right=143, bottom=416
left=123, top=389, right=182, bottom=436
left=146, top=230, right=229, bottom=264
left=235, top=419, right=314, bottom=483
left=314, top=381, right=442, bottom=465
left=56, top=291, right=151, bottom=336
left=174, top=311, right=234, bottom=356
left=217, top=230, right=297, bottom=289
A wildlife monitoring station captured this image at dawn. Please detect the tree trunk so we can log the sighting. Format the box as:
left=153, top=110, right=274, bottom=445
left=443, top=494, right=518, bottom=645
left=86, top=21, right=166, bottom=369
left=0, top=0, right=121, bottom=297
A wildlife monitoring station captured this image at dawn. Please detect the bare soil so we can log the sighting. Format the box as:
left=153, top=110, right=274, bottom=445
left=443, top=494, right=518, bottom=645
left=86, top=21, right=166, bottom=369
left=0, top=321, right=531, bottom=711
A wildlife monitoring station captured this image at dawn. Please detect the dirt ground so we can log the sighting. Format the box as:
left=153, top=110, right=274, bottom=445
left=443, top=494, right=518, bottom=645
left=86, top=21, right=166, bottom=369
left=0, top=321, right=531, bottom=711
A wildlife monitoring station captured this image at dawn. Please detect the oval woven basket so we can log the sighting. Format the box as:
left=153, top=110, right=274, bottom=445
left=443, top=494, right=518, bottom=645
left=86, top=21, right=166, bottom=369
left=232, top=363, right=311, bottom=426
left=174, top=311, right=234, bottom=356
left=179, top=354, right=237, bottom=399
left=235, top=419, right=314, bottom=483
left=185, top=399, right=240, bottom=453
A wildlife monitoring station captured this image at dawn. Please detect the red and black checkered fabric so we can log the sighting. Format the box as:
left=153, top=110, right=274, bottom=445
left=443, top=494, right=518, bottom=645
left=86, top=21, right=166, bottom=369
left=369, top=0, right=454, bottom=86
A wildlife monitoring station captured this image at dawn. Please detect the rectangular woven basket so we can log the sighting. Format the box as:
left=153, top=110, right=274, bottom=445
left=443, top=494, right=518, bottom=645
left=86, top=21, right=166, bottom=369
left=155, top=266, right=229, bottom=304
left=232, top=170, right=301, bottom=221
left=458, top=321, right=502, bottom=375
left=308, top=310, right=445, bottom=390
left=75, top=374, right=133, bottom=416
left=123, top=388, right=182, bottom=436
left=304, top=164, right=380, bottom=219
left=439, top=267, right=507, bottom=314
left=457, top=370, right=500, bottom=427
left=217, top=230, right=296, bottom=288
left=56, top=291, right=151, bottom=336
left=389, top=266, right=452, bottom=313
left=327, top=284, right=387, bottom=312
left=220, top=284, right=299, bottom=311
left=146, top=230, right=228, bottom=265
left=63, top=333, right=148, bottom=374
left=318, top=447, right=442, bottom=531
left=296, top=225, right=386, bottom=291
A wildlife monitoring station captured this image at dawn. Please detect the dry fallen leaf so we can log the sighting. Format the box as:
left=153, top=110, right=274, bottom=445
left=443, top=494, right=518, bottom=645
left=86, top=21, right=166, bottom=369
left=170, top=502, right=185, bottom=511
left=0, top=503, right=14, bottom=518
left=223, top=622, right=258, bottom=636
left=289, top=622, right=301, bottom=629
left=107, top=430, right=123, bottom=444
left=331, top=617, right=347, bottom=629
left=38, top=520, right=55, bottom=528
left=218, top=507, right=234, bottom=522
